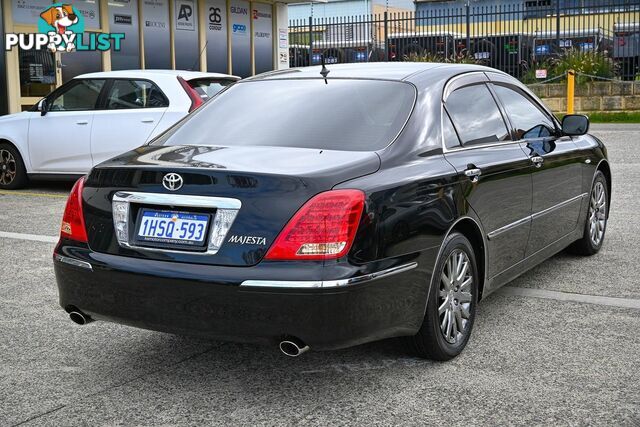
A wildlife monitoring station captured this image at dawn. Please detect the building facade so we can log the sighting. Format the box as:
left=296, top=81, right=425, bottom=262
left=415, top=0, right=638, bottom=18
left=1, top=0, right=293, bottom=115
left=289, top=0, right=413, bottom=22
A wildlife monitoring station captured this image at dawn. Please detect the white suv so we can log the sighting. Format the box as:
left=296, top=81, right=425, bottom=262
left=0, top=70, right=239, bottom=189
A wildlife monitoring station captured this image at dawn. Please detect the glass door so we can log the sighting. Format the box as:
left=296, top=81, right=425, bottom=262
left=18, top=48, right=60, bottom=111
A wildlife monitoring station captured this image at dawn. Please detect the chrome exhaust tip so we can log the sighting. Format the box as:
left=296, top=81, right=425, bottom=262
left=279, top=339, right=310, bottom=357
left=69, top=310, right=92, bottom=325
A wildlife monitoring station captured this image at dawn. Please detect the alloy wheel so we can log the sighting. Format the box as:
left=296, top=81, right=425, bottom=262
left=438, top=249, right=473, bottom=344
left=0, top=149, right=17, bottom=186
left=589, top=181, right=607, bottom=246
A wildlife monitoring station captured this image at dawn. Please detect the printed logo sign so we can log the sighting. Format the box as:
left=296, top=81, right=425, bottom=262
left=176, top=0, right=195, bottom=31
left=209, top=7, right=223, bottom=30
left=5, top=2, right=125, bottom=52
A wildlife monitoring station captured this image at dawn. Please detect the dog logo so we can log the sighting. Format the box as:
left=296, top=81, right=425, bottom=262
left=38, top=3, right=83, bottom=52
left=162, top=173, right=184, bottom=191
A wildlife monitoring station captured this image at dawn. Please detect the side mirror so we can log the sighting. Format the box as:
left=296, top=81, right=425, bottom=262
left=562, top=114, right=589, bottom=136
left=37, top=99, right=48, bottom=116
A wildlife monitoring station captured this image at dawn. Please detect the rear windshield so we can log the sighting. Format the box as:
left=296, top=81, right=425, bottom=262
left=188, top=79, right=235, bottom=100
left=154, top=79, right=416, bottom=151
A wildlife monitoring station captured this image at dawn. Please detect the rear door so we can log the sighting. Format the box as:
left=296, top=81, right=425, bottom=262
left=442, top=74, right=533, bottom=280
left=90, top=79, right=169, bottom=166
left=28, top=79, right=105, bottom=173
left=489, top=81, right=583, bottom=256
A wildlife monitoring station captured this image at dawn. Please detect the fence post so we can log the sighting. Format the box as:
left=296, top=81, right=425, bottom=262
left=308, top=16, right=313, bottom=67
left=465, top=3, right=470, bottom=53
left=384, top=11, right=388, bottom=62
left=567, top=70, right=575, bottom=115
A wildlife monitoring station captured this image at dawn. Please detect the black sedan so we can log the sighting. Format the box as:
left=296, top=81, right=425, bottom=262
left=54, top=63, right=610, bottom=360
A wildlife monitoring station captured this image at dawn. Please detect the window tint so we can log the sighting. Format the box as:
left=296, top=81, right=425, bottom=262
left=106, top=80, right=168, bottom=109
left=446, top=84, right=510, bottom=146
left=443, top=111, right=461, bottom=149
left=188, top=79, right=234, bottom=100
left=492, top=84, right=556, bottom=140
left=154, top=79, right=416, bottom=152
left=49, top=79, right=105, bottom=111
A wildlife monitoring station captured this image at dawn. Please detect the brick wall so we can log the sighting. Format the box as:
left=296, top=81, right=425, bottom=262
left=528, top=82, right=640, bottom=113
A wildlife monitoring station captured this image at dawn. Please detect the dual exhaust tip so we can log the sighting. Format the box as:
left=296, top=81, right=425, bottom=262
left=68, top=310, right=309, bottom=357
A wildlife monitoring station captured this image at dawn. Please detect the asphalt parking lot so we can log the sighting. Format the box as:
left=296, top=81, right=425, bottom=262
left=1, top=124, right=639, bottom=426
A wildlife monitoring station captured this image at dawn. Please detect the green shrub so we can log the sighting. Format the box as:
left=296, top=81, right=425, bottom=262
left=405, top=51, right=480, bottom=64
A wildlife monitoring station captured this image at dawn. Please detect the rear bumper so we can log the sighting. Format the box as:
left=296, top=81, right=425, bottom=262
left=54, top=249, right=428, bottom=350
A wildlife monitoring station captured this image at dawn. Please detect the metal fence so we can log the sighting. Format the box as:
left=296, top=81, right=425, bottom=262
left=288, top=1, right=640, bottom=81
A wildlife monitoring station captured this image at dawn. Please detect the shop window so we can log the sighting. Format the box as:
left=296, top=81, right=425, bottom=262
left=19, top=49, right=56, bottom=98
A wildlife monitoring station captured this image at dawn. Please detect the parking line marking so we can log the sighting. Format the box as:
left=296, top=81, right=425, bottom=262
left=501, top=286, right=640, bottom=310
left=0, top=190, right=67, bottom=199
left=0, top=231, right=58, bottom=244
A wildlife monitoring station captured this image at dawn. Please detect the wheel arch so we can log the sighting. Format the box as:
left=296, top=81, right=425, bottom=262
left=430, top=216, right=487, bottom=302
left=0, top=137, right=30, bottom=172
left=596, top=159, right=612, bottom=218
left=450, top=217, right=487, bottom=301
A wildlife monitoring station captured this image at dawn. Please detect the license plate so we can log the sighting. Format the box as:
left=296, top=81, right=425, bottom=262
left=137, top=210, right=209, bottom=246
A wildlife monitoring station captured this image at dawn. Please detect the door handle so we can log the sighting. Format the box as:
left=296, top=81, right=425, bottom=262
left=141, top=119, right=155, bottom=123
left=530, top=156, right=544, bottom=168
left=464, top=168, right=482, bottom=183
left=76, top=120, right=89, bottom=125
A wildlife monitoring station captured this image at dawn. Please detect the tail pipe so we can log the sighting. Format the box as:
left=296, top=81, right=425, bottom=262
left=279, top=337, right=310, bottom=357
left=68, top=309, right=93, bottom=325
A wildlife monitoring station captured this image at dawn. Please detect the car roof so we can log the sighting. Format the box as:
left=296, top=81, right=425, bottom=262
left=75, top=69, right=240, bottom=81
left=246, top=62, right=501, bottom=82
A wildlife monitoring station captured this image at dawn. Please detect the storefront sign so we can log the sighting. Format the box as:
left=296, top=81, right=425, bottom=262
left=175, top=0, right=196, bottom=31
left=206, top=0, right=228, bottom=73
left=109, top=0, right=141, bottom=70
left=175, top=0, right=199, bottom=69
left=230, top=0, right=251, bottom=77
left=253, top=3, right=273, bottom=74
left=5, top=2, right=122, bottom=52
left=143, top=0, right=171, bottom=69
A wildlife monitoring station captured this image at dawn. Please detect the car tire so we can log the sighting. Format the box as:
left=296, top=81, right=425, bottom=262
left=567, top=171, right=609, bottom=256
left=0, top=143, right=29, bottom=190
left=407, top=232, right=479, bottom=361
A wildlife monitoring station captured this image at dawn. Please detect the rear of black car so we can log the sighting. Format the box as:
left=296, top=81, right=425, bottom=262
left=53, top=77, right=424, bottom=350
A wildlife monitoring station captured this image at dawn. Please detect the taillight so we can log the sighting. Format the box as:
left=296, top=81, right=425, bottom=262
left=60, top=176, right=88, bottom=243
left=177, top=76, right=204, bottom=113
left=265, top=189, right=365, bottom=261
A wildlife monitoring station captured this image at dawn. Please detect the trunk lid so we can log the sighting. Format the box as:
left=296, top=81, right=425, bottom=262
left=83, top=145, right=379, bottom=266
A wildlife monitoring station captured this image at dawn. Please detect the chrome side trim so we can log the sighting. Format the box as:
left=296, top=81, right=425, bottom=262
left=54, top=254, right=93, bottom=271
left=487, top=193, right=588, bottom=240
left=240, top=262, right=418, bottom=289
left=112, top=192, right=241, bottom=256
left=531, top=193, right=588, bottom=220
left=487, top=216, right=532, bottom=240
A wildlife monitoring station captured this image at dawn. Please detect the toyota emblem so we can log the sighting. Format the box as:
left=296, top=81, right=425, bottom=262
left=162, top=173, right=184, bottom=191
